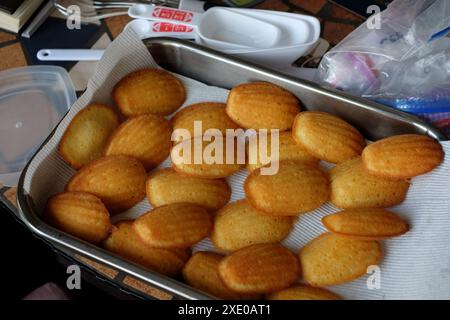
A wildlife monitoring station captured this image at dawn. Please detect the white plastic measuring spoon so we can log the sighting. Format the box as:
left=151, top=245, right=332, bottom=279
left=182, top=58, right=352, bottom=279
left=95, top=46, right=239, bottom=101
left=128, top=5, right=282, bottom=51
left=124, top=19, right=196, bottom=40
left=37, top=20, right=196, bottom=61
left=37, top=49, right=105, bottom=61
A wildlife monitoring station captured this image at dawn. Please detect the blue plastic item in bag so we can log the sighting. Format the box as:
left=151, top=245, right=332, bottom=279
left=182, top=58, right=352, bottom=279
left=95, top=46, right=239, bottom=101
left=318, top=0, right=450, bottom=120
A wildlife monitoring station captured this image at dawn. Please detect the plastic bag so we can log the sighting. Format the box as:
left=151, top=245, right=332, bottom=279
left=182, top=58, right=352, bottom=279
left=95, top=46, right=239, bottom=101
left=317, top=0, right=450, bottom=136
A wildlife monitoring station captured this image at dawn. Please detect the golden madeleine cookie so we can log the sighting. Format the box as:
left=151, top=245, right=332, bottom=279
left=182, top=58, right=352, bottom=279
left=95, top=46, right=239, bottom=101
left=103, top=221, right=189, bottom=276
left=133, top=203, right=213, bottom=249
left=45, top=192, right=111, bottom=244
left=104, top=114, right=172, bottom=170
left=146, top=168, right=231, bottom=210
left=171, top=136, right=243, bottom=179
left=113, top=68, right=186, bottom=116
left=322, top=208, right=409, bottom=240
left=362, top=134, right=444, bottom=179
left=245, top=160, right=329, bottom=215
left=267, top=284, right=341, bottom=300
left=292, top=111, right=366, bottom=164
left=66, top=155, right=146, bottom=213
left=246, top=131, right=318, bottom=172
left=211, top=200, right=293, bottom=252
left=172, top=102, right=240, bottom=143
left=59, top=104, right=119, bottom=169
left=183, top=252, right=259, bottom=300
left=226, top=82, right=300, bottom=130
left=330, top=157, right=409, bottom=209
left=299, top=233, right=382, bottom=287
left=218, top=243, right=299, bottom=294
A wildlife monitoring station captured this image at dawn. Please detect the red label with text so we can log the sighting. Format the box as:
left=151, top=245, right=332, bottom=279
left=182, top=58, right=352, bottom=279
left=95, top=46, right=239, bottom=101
left=152, top=8, right=194, bottom=22
left=152, top=22, right=194, bottom=33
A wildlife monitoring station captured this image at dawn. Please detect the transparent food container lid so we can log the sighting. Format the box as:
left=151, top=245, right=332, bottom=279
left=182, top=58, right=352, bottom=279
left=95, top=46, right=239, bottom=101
left=0, top=66, right=76, bottom=187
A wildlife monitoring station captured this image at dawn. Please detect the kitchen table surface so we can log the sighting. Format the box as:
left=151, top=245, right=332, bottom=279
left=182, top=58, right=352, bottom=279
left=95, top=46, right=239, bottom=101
left=0, top=0, right=364, bottom=299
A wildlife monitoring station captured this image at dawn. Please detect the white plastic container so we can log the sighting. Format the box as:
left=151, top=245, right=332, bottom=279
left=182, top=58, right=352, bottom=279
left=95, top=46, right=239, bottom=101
left=0, top=66, right=76, bottom=186
left=223, top=9, right=320, bottom=67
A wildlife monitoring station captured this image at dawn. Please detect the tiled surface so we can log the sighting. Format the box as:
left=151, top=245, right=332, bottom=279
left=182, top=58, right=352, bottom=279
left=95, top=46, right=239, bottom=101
left=105, top=15, right=133, bottom=39
left=0, top=42, right=27, bottom=69
left=0, top=31, right=16, bottom=43
left=329, top=3, right=365, bottom=22
left=255, top=0, right=290, bottom=11
left=323, top=21, right=357, bottom=44
left=290, top=0, right=328, bottom=14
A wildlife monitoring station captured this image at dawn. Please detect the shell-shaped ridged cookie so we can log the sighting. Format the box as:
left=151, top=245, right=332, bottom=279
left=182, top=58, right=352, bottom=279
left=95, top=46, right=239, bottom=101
left=133, top=203, right=213, bottom=249
left=330, top=157, right=409, bottom=209
left=146, top=168, right=231, bottom=210
left=362, top=134, right=444, bottom=179
left=103, top=221, right=189, bottom=276
left=59, top=104, right=119, bottom=169
left=267, top=285, right=341, bottom=300
left=104, top=114, right=172, bottom=170
left=113, top=68, right=186, bottom=116
left=171, top=136, right=243, bottom=179
left=292, top=111, right=366, bottom=164
left=45, top=191, right=111, bottom=244
left=246, top=131, right=318, bottom=172
left=322, top=208, right=409, bottom=240
left=245, top=160, right=329, bottom=215
left=182, top=252, right=259, bottom=300
left=218, top=243, right=300, bottom=294
left=299, top=233, right=382, bottom=287
left=66, top=155, right=147, bottom=214
left=226, top=82, right=300, bottom=130
left=172, top=102, right=240, bottom=142
left=211, top=200, right=293, bottom=251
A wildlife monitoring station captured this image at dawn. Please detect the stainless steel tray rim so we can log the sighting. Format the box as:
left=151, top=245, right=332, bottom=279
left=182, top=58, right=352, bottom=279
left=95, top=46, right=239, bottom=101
left=16, top=167, right=213, bottom=300
left=146, top=38, right=447, bottom=141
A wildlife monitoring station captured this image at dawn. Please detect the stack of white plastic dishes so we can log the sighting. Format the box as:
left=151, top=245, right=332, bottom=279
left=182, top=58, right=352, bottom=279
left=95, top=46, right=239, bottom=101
left=127, top=5, right=321, bottom=65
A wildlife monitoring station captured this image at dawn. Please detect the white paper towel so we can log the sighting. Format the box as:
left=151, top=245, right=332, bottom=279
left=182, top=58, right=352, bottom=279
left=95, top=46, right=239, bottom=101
left=23, top=28, right=450, bottom=300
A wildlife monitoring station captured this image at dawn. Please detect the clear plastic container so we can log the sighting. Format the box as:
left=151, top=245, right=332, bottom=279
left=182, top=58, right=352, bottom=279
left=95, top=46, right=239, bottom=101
left=0, top=66, right=76, bottom=186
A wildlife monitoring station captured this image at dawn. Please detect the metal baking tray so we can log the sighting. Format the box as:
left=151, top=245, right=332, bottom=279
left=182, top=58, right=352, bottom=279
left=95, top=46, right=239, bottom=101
left=16, top=38, right=448, bottom=301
